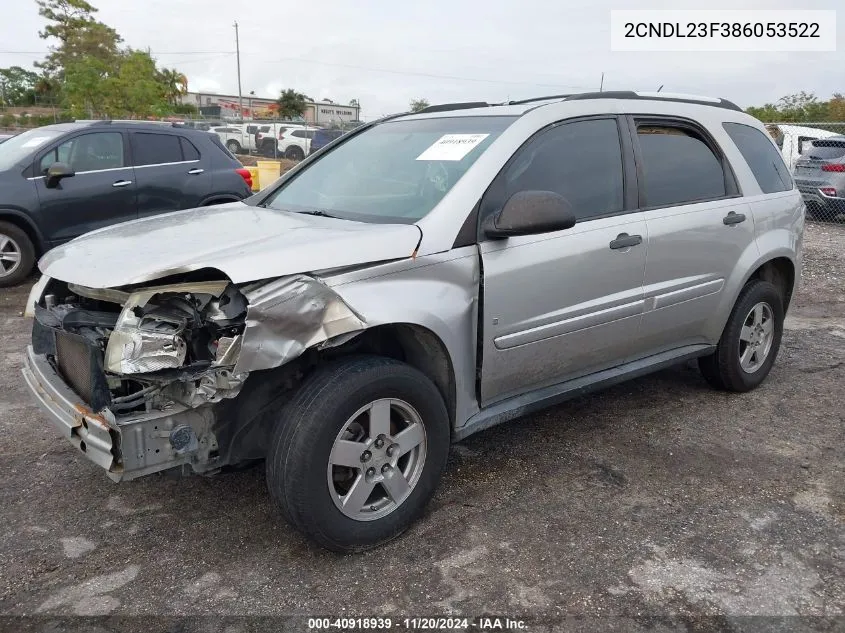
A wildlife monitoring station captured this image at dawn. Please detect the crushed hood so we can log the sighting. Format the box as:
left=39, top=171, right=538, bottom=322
left=39, top=202, right=422, bottom=287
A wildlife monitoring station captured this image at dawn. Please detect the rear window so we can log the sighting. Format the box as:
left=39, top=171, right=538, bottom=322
left=723, top=123, right=792, bottom=194
left=131, top=133, right=183, bottom=166
left=637, top=124, right=727, bottom=207
left=807, top=139, right=845, bottom=160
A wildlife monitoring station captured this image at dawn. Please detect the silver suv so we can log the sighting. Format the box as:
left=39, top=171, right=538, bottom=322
left=22, top=91, right=803, bottom=551
left=794, top=135, right=845, bottom=221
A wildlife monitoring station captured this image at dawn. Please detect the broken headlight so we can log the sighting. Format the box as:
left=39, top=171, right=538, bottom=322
left=104, top=282, right=247, bottom=375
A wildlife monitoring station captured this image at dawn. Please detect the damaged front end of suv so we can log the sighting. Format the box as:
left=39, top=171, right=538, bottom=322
left=23, top=273, right=366, bottom=481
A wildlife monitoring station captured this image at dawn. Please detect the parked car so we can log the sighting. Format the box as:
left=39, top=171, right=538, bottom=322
left=0, top=121, right=252, bottom=286
left=766, top=123, right=839, bottom=173
left=253, top=122, right=311, bottom=156
left=278, top=126, right=319, bottom=160
left=212, top=124, right=255, bottom=155
left=794, top=135, right=845, bottom=220
left=23, top=91, right=802, bottom=552
left=308, top=128, right=344, bottom=155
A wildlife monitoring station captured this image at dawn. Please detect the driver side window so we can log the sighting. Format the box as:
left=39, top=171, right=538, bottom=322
left=495, top=118, right=625, bottom=222
left=39, top=132, right=125, bottom=174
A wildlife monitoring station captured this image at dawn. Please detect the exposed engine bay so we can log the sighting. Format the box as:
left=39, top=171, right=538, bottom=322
left=27, top=273, right=368, bottom=479
left=33, top=279, right=250, bottom=414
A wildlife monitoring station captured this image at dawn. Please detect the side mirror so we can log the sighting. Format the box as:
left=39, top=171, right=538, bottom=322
left=45, top=162, right=75, bottom=189
left=484, top=190, right=577, bottom=239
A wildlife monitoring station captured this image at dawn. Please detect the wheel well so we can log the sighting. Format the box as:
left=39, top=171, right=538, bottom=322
left=322, top=324, right=457, bottom=429
left=0, top=213, right=44, bottom=255
left=748, top=257, right=795, bottom=311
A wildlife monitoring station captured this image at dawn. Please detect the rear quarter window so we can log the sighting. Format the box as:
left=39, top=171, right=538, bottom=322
left=723, top=123, right=792, bottom=194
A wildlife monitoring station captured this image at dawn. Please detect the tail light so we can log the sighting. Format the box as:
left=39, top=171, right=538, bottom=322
left=235, top=168, right=253, bottom=189
left=821, top=163, right=845, bottom=172
left=819, top=187, right=837, bottom=197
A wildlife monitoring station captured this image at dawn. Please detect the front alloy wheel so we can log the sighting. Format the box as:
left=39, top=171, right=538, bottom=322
left=328, top=399, right=427, bottom=521
left=266, top=356, right=450, bottom=552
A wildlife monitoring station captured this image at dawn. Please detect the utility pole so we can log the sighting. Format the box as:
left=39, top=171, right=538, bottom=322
left=233, top=21, right=243, bottom=121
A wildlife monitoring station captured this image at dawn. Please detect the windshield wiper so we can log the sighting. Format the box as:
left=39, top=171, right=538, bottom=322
left=297, top=209, right=338, bottom=218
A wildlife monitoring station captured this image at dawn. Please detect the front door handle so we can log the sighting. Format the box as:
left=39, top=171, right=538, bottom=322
left=112, top=180, right=132, bottom=188
left=723, top=211, right=746, bottom=225
left=187, top=168, right=204, bottom=175
left=609, top=233, right=643, bottom=250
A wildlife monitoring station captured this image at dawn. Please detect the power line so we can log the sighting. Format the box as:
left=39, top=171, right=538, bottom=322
left=1, top=49, right=590, bottom=90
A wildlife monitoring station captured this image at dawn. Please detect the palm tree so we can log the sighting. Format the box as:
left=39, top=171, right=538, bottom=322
left=276, top=89, right=308, bottom=120
left=158, top=68, right=188, bottom=106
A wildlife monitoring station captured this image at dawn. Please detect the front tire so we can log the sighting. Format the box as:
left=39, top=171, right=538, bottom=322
left=0, top=221, right=35, bottom=288
left=225, top=139, right=242, bottom=154
left=266, top=356, right=450, bottom=552
left=698, top=280, right=784, bottom=392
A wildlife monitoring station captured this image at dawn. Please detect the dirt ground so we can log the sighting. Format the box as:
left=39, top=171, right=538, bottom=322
left=0, top=223, right=843, bottom=631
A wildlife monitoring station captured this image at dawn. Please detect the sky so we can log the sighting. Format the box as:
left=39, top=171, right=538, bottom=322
left=2, top=0, right=843, bottom=120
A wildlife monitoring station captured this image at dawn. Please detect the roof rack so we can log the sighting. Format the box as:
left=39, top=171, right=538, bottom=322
left=507, top=94, right=571, bottom=105
left=414, top=102, right=490, bottom=114
left=76, top=119, right=187, bottom=127
left=561, top=91, right=743, bottom=112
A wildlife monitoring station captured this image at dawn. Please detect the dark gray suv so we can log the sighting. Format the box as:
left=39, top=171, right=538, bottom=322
left=0, top=121, right=253, bottom=286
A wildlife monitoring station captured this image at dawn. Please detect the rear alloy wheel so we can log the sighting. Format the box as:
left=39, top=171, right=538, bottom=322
left=266, top=356, right=450, bottom=552
left=698, top=280, right=784, bottom=392
left=225, top=139, right=242, bottom=154
left=0, top=221, right=35, bottom=288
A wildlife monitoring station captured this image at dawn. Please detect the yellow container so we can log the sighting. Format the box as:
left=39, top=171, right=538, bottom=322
left=256, top=160, right=282, bottom=191
left=245, top=166, right=260, bottom=192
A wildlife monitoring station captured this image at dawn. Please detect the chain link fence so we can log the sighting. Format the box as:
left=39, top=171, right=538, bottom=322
left=766, top=122, right=845, bottom=223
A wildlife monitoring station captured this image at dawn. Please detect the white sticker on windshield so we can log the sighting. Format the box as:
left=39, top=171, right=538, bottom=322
left=21, top=136, right=51, bottom=148
left=416, top=134, right=490, bottom=161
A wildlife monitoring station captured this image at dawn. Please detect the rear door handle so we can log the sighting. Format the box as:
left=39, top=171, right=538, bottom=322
left=112, top=180, right=132, bottom=188
left=187, top=168, right=204, bottom=175
left=609, top=233, right=643, bottom=250
left=723, top=211, right=746, bottom=225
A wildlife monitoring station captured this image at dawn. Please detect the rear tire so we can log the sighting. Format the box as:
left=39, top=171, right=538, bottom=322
left=285, top=145, right=305, bottom=161
left=266, top=356, right=450, bottom=552
left=698, top=280, right=784, bottom=392
left=0, top=221, right=35, bottom=288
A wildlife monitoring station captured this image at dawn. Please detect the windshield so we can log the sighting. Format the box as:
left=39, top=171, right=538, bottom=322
left=0, top=127, right=64, bottom=171
left=259, top=115, right=516, bottom=223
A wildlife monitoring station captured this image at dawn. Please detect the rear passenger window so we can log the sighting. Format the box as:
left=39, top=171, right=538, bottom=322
left=500, top=118, right=624, bottom=221
left=131, top=133, right=183, bottom=166
left=637, top=124, right=726, bottom=206
left=723, top=122, right=792, bottom=194
left=180, top=137, right=200, bottom=161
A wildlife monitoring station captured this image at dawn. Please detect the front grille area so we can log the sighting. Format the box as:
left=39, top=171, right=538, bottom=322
left=54, top=331, right=111, bottom=411
left=55, top=332, right=94, bottom=404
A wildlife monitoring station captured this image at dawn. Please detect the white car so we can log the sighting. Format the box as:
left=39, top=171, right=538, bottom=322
left=766, top=124, right=839, bottom=173
left=277, top=126, right=319, bottom=160
left=212, top=125, right=254, bottom=155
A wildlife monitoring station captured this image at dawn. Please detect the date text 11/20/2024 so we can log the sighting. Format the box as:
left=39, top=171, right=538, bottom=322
left=307, top=617, right=528, bottom=630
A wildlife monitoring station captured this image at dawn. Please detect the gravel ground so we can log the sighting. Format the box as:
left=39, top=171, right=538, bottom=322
left=0, top=222, right=843, bottom=632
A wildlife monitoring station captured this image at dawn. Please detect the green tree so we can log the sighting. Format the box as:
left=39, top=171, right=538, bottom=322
left=0, top=67, right=39, bottom=106
left=158, top=67, right=188, bottom=106
left=409, top=98, right=430, bottom=112
left=35, top=0, right=121, bottom=77
left=276, top=89, right=308, bottom=120
left=349, top=98, right=359, bottom=107
left=106, top=50, right=168, bottom=117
